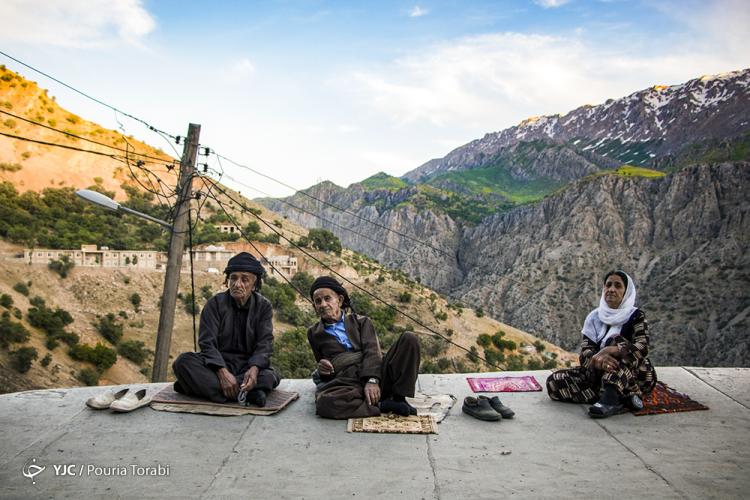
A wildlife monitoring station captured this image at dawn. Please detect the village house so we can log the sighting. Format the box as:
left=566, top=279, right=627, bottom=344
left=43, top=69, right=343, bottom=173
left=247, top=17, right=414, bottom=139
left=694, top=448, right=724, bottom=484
left=23, top=244, right=299, bottom=279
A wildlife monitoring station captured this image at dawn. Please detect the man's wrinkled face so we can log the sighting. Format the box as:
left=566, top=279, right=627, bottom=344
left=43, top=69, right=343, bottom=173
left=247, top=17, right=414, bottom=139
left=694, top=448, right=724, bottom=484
left=313, top=288, right=344, bottom=323
left=228, top=272, right=256, bottom=305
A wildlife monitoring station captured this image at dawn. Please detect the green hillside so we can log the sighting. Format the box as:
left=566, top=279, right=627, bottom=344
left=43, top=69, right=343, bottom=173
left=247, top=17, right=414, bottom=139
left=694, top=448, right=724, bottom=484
left=358, top=172, right=408, bottom=191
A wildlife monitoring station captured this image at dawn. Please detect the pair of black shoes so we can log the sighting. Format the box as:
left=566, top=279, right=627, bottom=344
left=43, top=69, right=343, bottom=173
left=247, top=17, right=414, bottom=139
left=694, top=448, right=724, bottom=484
left=588, top=394, right=643, bottom=418
left=462, top=396, right=515, bottom=421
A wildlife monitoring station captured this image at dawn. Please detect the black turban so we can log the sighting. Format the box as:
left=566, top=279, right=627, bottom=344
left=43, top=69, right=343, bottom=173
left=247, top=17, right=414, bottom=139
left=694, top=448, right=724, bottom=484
left=224, top=252, right=265, bottom=290
left=309, top=276, right=353, bottom=311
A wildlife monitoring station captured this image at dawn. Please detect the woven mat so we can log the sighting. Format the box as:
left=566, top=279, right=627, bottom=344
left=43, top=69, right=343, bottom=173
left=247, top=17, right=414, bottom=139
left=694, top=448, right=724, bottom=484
left=406, top=392, right=457, bottom=423
left=347, top=414, right=438, bottom=434
left=150, top=385, right=298, bottom=416
left=467, top=375, right=542, bottom=393
left=633, top=382, right=709, bottom=416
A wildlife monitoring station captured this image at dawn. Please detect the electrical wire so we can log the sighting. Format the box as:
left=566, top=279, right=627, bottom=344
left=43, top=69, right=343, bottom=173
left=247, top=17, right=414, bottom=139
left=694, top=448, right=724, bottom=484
left=200, top=174, right=504, bottom=370
left=214, top=153, right=454, bottom=258
left=0, top=50, right=178, bottom=140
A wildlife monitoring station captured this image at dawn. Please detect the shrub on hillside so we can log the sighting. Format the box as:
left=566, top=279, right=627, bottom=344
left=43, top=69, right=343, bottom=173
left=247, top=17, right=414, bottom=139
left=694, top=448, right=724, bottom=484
left=397, top=291, right=412, bottom=303
left=0, top=293, right=13, bottom=308
left=48, top=255, right=75, bottom=278
left=129, top=293, right=141, bottom=310
left=289, top=271, right=314, bottom=295
left=40, top=353, right=52, bottom=367
left=77, top=368, right=100, bottom=386
left=27, top=298, right=77, bottom=346
left=307, top=228, right=342, bottom=255
left=0, top=312, right=31, bottom=348
left=118, top=340, right=148, bottom=365
left=272, top=327, right=316, bottom=379
left=12, top=282, right=29, bottom=296
left=69, top=343, right=117, bottom=371
left=93, top=313, right=123, bottom=345
left=10, top=346, right=38, bottom=373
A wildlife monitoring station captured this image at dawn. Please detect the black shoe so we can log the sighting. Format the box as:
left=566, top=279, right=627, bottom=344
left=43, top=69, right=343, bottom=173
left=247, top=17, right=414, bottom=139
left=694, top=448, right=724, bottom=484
left=462, top=396, right=501, bottom=421
left=173, top=380, right=185, bottom=394
left=379, top=399, right=416, bottom=416
left=244, top=388, right=267, bottom=408
left=588, top=401, right=626, bottom=418
left=479, top=395, right=515, bottom=419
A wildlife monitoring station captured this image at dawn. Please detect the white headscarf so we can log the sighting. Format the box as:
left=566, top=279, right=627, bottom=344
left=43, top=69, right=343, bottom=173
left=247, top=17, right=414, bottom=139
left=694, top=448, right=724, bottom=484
left=582, top=272, right=637, bottom=348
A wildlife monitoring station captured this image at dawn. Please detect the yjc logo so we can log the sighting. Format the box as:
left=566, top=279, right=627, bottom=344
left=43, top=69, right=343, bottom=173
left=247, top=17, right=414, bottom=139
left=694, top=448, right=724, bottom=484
left=22, top=458, right=46, bottom=484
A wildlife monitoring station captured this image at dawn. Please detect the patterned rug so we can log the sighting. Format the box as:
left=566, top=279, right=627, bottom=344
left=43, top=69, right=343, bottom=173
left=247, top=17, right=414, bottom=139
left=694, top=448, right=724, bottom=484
left=467, top=375, right=543, bottom=393
left=150, top=385, right=299, bottom=416
left=633, top=382, right=709, bottom=416
left=347, top=414, right=438, bottom=434
left=406, top=393, right=457, bottom=423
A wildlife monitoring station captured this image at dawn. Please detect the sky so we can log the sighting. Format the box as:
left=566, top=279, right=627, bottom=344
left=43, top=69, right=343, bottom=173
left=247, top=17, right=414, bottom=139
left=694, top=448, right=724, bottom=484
left=1, top=0, right=749, bottom=198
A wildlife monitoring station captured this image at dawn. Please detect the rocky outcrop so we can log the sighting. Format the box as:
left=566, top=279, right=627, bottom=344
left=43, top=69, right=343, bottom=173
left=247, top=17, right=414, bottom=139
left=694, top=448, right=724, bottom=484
left=455, top=162, right=749, bottom=366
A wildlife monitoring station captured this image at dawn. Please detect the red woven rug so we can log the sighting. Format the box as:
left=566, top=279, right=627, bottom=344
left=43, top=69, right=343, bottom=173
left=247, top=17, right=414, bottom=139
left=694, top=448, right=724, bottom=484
left=633, top=382, right=709, bottom=416
left=466, top=375, right=542, bottom=393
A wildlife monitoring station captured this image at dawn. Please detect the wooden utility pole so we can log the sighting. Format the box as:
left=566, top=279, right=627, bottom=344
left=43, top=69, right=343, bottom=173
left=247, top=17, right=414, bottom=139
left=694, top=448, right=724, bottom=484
left=152, top=123, right=201, bottom=382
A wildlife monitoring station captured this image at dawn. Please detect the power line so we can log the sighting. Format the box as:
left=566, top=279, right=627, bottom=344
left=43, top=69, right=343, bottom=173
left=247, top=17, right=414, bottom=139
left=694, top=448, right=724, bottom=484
left=200, top=174, right=503, bottom=370
left=0, top=109, right=177, bottom=165
left=214, top=153, right=454, bottom=258
left=0, top=50, right=178, bottom=140
left=217, top=171, right=414, bottom=258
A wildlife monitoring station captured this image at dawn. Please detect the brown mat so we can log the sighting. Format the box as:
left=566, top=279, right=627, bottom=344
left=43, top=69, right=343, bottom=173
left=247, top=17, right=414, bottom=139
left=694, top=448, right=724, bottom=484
left=406, top=392, right=457, bottom=423
left=347, top=414, right=438, bottom=434
left=150, top=385, right=299, bottom=416
left=633, top=382, right=709, bottom=416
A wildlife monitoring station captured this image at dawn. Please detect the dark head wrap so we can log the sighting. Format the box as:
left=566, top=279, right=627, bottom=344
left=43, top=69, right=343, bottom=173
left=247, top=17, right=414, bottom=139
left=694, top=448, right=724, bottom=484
left=309, top=276, right=353, bottom=311
left=224, top=252, right=265, bottom=291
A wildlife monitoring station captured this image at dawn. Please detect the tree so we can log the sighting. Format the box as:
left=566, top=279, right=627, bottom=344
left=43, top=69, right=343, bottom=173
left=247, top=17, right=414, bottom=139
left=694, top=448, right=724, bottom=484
left=307, top=228, right=342, bottom=255
left=273, top=327, right=317, bottom=378
left=129, top=293, right=141, bottom=311
left=48, top=255, right=75, bottom=278
left=93, top=313, right=123, bottom=345
left=0, top=293, right=13, bottom=308
left=69, top=343, right=117, bottom=371
left=10, top=346, right=38, bottom=373
left=0, top=313, right=31, bottom=348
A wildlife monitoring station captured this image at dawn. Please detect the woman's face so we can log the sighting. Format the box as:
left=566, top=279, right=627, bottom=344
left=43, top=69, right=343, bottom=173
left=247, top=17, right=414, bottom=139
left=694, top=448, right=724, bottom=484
left=312, top=288, right=344, bottom=323
left=603, top=274, right=626, bottom=308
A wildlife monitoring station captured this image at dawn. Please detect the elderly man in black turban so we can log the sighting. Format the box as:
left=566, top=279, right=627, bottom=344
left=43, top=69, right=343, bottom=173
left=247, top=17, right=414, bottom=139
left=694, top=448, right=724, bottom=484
left=307, top=276, right=421, bottom=419
left=172, top=252, right=280, bottom=407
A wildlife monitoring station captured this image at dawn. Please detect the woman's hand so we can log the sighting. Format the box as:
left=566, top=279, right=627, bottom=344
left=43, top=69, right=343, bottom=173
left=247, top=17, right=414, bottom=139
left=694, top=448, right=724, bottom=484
left=592, top=352, right=619, bottom=373
left=318, top=359, right=334, bottom=376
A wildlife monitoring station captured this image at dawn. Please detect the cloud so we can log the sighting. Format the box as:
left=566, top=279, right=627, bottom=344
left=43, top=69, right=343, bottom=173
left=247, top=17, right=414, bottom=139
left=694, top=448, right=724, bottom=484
left=533, top=0, right=571, bottom=8
left=231, top=58, right=255, bottom=76
left=0, top=0, right=155, bottom=48
left=344, top=13, right=750, bottom=131
left=409, top=5, right=429, bottom=17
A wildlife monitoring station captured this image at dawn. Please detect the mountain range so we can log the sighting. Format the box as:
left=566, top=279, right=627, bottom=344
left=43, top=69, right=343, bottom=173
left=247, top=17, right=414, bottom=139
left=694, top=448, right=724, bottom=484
left=261, top=69, right=750, bottom=367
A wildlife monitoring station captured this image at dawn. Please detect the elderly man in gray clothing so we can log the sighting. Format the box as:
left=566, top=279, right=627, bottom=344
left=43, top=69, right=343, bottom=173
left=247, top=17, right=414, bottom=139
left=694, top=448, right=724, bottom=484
left=172, top=252, right=280, bottom=407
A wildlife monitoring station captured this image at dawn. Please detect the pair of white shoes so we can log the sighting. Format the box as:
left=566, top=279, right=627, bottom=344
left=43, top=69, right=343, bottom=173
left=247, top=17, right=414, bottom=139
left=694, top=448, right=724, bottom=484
left=85, top=388, right=151, bottom=412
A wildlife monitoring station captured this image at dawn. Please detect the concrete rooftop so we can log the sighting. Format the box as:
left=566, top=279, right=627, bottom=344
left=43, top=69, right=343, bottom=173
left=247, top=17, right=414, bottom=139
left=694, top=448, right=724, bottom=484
left=1, top=367, right=748, bottom=499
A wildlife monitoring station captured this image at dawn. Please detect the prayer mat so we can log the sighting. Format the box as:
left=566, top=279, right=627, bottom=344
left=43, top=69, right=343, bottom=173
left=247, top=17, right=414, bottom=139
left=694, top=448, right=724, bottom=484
left=347, top=414, right=438, bottom=434
left=633, top=382, right=709, bottom=416
left=467, top=375, right=542, bottom=393
left=149, top=385, right=299, bottom=416
left=406, top=393, right=457, bottom=423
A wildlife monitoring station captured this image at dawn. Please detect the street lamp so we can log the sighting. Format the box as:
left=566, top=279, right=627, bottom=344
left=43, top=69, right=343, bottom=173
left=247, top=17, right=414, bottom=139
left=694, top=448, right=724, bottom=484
left=75, top=189, right=172, bottom=229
